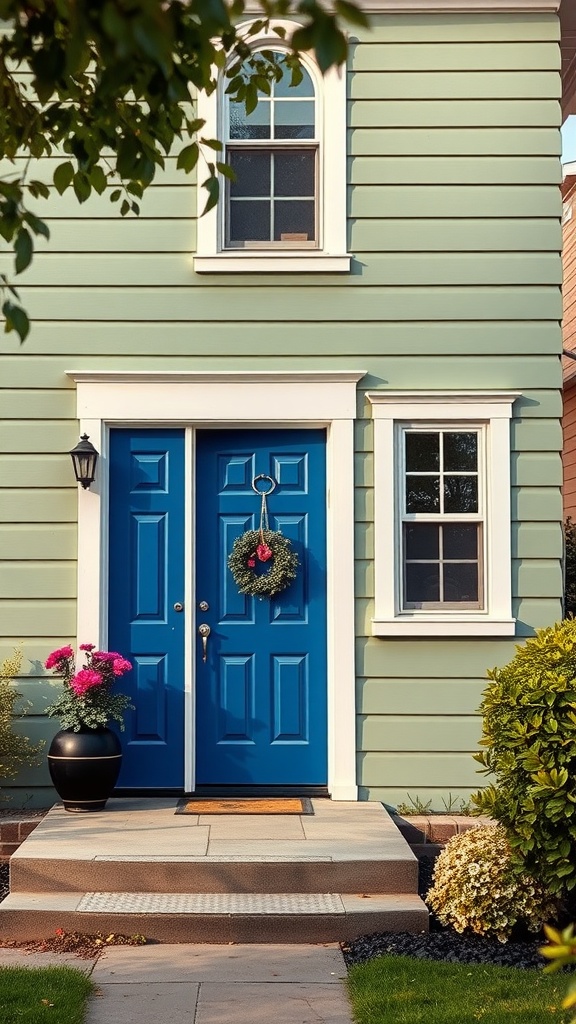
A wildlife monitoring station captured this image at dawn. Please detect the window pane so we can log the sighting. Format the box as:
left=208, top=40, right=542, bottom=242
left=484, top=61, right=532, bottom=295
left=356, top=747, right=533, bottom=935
left=443, top=563, right=479, bottom=603
left=444, top=476, right=478, bottom=513
left=229, top=200, right=270, bottom=242
left=444, top=432, right=478, bottom=472
left=274, top=200, right=315, bottom=241
left=405, top=564, right=440, bottom=604
left=406, top=475, right=440, bottom=513
left=274, top=101, right=315, bottom=139
left=405, top=523, right=439, bottom=560
left=229, top=100, right=271, bottom=140
left=274, top=151, right=315, bottom=197
left=229, top=151, right=271, bottom=197
left=405, top=433, right=440, bottom=472
left=443, top=524, right=478, bottom=559
left=274, top=66, right=314, bottom=98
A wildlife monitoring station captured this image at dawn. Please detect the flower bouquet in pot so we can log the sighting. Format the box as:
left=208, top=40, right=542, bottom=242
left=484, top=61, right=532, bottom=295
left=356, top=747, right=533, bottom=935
left=45, top=644, right=134, bottom=812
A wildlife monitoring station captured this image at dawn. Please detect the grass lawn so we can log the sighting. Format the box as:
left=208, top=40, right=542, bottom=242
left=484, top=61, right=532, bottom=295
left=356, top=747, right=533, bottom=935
left=0, top=966, right=94, bottom=1024
left=346, top=955, right=570, bottom=1024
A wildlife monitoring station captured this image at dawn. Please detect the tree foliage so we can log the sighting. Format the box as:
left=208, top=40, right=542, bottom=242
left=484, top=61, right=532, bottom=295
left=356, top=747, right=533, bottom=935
left=0, top=0, right=366, bottom=340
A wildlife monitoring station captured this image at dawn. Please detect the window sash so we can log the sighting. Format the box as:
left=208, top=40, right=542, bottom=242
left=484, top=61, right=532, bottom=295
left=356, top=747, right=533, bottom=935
left=399, top=425, right=486, bottom=612
left=225, top=145, right=319, bottom=249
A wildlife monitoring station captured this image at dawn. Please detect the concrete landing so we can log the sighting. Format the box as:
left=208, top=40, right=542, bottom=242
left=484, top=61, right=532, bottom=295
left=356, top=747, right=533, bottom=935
left=3, top=798, right=428, bottom=942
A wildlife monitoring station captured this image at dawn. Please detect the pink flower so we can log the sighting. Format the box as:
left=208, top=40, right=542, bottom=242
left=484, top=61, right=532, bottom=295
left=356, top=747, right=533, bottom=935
left=79, top=643, right=95, bottom=651
left=112, top=657, right=132, bottom=676
left=256, top=543, right=273, bottom=562
left=247, top=558, right=256, bottom=568
left=70, top=668, right=103, bottom=696
left=93, top=651, right=121, bottom=662
left=45, top=646, right=74, bottom=670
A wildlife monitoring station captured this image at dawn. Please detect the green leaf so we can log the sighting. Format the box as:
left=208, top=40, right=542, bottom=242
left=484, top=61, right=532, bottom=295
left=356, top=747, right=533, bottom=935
left=216, top=162, right=235, bottom=181
left=28, top=180, right=51, bottom=200
left=73, top=172, right=91, bottom=204
left=201, top=175, right=220, bottom=215
left=14, top=229, right=33, bottom=275
left=200, top=137, right=223, bottom=152
left=53, top=162, right=74, bottom=195
left=2, top=300, right=30, bottom=343
left=334, top=0, right=370, bottom=28
left=90, top=165, right=108, bottom=195
left=110, top=189, right=122, bottom=203
left=23, top=212, right=50, bottom=241
left=177, top=144, right=199, bottom=173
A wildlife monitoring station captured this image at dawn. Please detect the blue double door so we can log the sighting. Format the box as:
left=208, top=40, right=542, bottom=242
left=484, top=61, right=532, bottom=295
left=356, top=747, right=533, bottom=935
left=109, top=428, right=327, bottom=790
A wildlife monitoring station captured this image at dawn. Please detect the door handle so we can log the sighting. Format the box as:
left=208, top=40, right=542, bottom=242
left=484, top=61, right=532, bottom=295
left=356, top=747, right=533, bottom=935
left=198, top=623, right=211, bottom=662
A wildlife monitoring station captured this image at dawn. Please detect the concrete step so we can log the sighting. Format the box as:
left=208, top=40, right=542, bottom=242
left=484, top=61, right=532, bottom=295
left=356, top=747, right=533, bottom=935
left=0, top=891, right=428, bottom=943
left=10, top=853, right=417, bottom=896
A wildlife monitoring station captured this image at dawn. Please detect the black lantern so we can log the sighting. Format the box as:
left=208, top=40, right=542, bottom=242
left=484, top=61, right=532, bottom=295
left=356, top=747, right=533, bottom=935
left=69, top=434, right=98, bottom=489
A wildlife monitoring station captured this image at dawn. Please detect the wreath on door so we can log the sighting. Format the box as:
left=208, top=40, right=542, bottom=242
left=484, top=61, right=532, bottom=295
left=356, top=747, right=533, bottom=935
left=227, top=475, right=299, bottom=597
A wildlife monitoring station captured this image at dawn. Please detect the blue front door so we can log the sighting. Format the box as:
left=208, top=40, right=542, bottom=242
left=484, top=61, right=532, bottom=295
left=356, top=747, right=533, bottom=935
left=195, top=429, right=328, bottom=786
left=109, top=429, right=185, bottom=788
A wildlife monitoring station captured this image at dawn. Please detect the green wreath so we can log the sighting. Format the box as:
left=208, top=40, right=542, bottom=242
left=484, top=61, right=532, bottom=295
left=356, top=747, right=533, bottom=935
left=228, top=529, right=299, bottom=597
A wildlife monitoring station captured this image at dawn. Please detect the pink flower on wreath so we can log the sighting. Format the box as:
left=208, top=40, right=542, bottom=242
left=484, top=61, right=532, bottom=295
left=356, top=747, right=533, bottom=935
left=256, top=543, right=273, bottom=562
left=45, top=646, right=74, bottom=670
left=79, top=642, right=95, bottom=651
left=247, top=558, right=256, bottom=568
left=70, top=668, right=104, bottom=696
left=112, top=657, right=132, bottom=677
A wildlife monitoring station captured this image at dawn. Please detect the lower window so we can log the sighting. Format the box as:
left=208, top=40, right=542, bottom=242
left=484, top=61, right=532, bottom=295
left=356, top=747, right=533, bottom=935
left=368, top=391, right=518, bottom=637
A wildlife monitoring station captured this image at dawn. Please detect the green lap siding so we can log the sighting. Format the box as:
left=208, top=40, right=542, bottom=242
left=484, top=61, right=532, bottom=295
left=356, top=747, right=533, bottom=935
left=0, top=10, right=563, bottom=805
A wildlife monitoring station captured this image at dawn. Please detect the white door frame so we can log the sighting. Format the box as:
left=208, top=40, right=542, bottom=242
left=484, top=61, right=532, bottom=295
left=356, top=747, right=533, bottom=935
left=68, top=370, right=364, bottom=800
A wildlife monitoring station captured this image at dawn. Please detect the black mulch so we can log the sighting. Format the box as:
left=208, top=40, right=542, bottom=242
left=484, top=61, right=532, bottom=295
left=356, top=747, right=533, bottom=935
left=342, top=854, right=552, bottom=971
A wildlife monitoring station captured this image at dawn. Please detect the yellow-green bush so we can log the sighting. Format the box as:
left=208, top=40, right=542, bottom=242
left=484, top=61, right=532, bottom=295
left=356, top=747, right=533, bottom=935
left=0, top=648, right=43, bottom=793
left=473, top=619, right=576, bottom=896
left=426, top=826, right=557, bottom=942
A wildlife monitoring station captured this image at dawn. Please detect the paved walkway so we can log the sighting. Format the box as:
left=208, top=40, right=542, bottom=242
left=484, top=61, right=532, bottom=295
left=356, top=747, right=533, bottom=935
left=0, top=943, right=354, bottom=1024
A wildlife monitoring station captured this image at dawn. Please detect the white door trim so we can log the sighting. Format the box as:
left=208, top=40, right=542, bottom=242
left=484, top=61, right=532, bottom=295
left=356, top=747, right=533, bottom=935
left=68, top=370, right=364, bottom=801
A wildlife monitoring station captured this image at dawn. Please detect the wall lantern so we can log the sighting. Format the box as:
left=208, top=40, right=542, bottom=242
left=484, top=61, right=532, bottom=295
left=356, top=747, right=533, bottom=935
left=69, top=434, right=99, bottom=489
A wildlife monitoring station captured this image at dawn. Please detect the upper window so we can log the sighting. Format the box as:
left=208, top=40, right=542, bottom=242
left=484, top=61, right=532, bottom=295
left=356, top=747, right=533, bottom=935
left=195, top=22, right=349, bottom=273
left=226, top=59, right=318, bottom=249
left=368, top=391, right=519, bottom=637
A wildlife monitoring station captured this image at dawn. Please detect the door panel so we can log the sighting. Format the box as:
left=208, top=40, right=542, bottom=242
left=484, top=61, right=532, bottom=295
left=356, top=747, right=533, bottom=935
left=109, top=429, right=185, bottom=788
left=195, top=429, right=327, bottom=786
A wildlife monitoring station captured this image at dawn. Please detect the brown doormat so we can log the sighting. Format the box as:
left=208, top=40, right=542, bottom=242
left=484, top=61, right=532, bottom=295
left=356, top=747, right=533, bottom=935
left=175, top=797, right=313, bottom=815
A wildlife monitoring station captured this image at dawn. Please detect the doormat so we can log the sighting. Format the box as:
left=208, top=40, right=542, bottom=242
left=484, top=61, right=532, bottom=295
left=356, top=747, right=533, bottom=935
left=175, top=797, right=314, bottom=815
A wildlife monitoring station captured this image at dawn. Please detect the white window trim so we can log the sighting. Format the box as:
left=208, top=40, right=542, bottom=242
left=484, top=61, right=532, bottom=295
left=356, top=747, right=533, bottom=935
left=368, top=390, right=520, bottom=637
left=67, top=370, right=364, bottom=800
left=194, top=21, right=350, bottom=273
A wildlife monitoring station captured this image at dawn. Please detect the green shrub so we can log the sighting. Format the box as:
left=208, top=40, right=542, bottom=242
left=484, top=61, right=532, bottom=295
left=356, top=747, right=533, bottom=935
left=472, top=619, right=576, bottom=896
left=0, top=648, right=43, bottom=793
left=426, top=825, right=558, bottom=942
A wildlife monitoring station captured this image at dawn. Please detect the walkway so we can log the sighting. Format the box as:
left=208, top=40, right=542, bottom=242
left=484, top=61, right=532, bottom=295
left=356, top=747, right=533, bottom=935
left=0, top=943, right=354, bottom=1024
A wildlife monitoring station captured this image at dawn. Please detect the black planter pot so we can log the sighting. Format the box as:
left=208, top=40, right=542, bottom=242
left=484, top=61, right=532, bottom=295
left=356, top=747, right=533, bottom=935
left=47, top=727, right=122, bottom=812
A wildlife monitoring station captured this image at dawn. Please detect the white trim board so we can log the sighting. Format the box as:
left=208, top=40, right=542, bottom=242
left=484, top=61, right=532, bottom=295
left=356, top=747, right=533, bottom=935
left=67, top=370, right=364, bottom=801
left=243, top=1, right=559, bottom=10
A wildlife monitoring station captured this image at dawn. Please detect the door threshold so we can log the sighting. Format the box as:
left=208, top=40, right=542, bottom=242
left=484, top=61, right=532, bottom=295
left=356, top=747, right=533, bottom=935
left=191, top=786, right=330, bottom=798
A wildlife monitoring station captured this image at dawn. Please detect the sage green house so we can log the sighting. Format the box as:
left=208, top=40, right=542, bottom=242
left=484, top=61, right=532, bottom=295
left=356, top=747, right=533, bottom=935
left=0, top=0, right=569, bottom=808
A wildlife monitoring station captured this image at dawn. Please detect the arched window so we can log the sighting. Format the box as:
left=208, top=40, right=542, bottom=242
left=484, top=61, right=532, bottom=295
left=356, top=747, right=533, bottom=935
left=226, top=58, right=318, bottom=248
left=195, top=23, right=349, bottom=273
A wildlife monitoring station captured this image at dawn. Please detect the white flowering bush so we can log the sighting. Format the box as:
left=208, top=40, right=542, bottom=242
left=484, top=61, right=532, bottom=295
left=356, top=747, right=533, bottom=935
left=426, top=825, right=558, bottom=943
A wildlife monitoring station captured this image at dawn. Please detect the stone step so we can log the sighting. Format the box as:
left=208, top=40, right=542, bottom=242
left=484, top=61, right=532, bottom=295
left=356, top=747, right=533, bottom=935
left=0, top=891, right=428, bottom=943
left=10, top=853, right=417, bottom=896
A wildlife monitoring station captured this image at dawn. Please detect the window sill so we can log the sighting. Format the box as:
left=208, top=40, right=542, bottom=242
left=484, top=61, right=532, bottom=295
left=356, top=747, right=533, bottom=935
left=372, top=618, right=516, bottom=637
left=194, top=254, right=351, bottom=273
